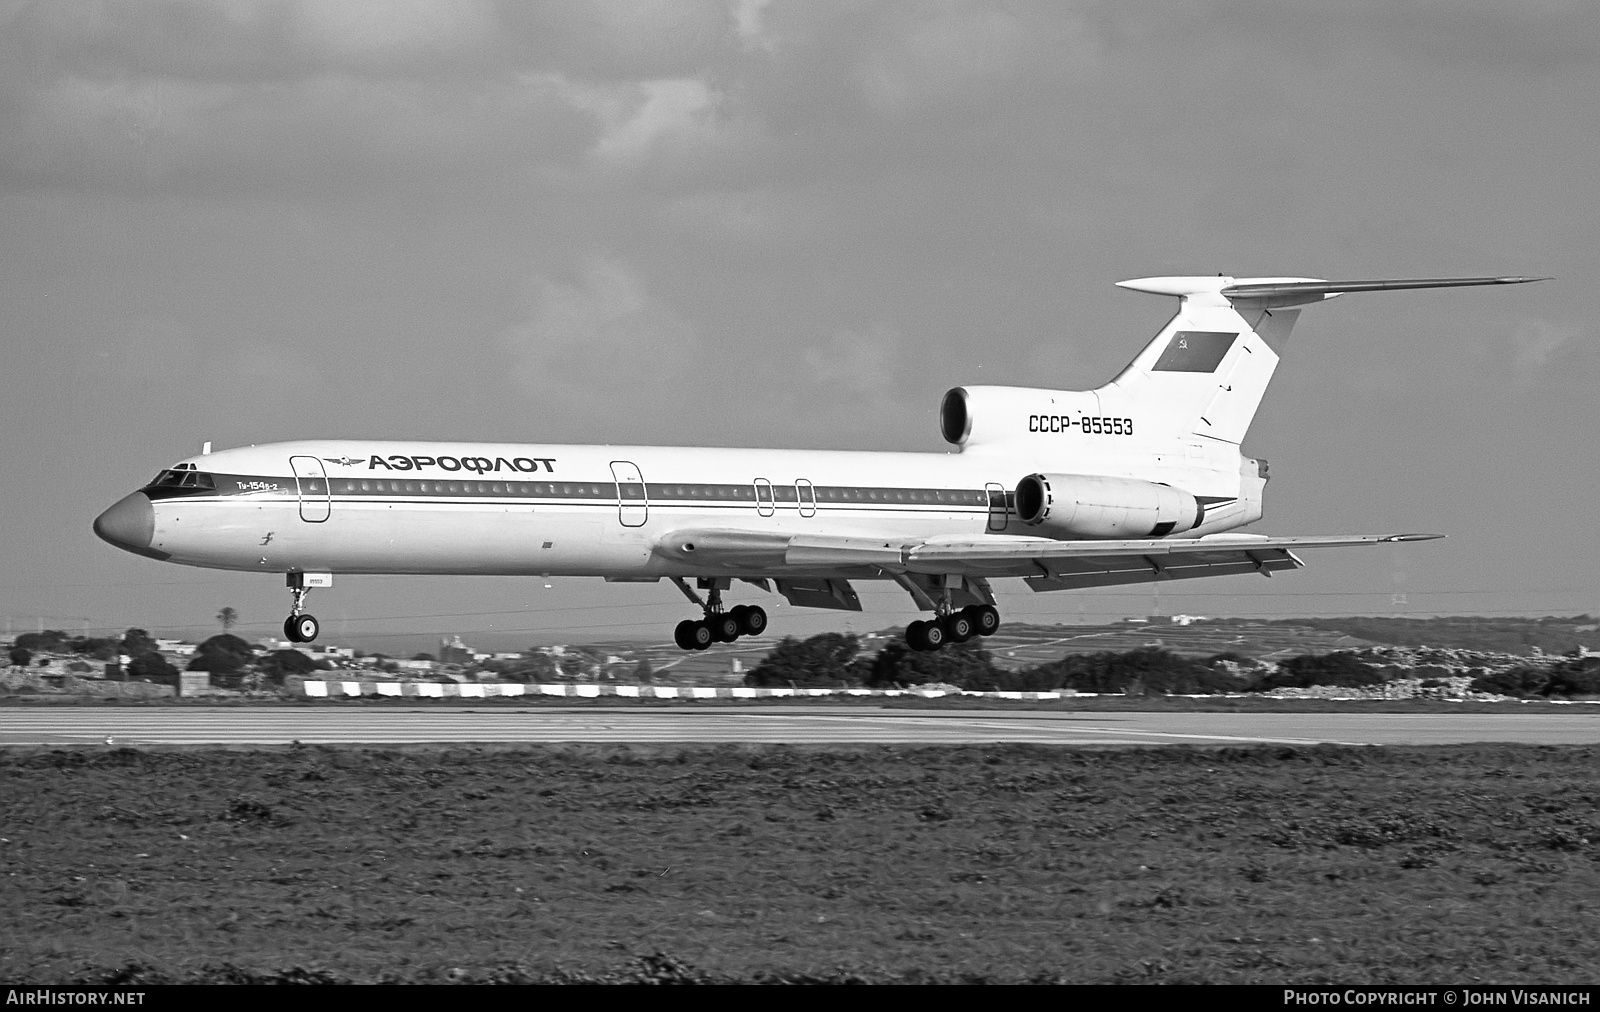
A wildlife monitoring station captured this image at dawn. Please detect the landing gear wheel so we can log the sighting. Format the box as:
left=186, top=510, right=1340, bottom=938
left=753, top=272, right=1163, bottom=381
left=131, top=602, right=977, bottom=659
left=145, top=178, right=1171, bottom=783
left=710, top=612, right=741, bottom=643
left=687, top=620, right=715, bottom=651
left=288, top=614, right=319, bottom=643
left=945, top=611, right=976, bottom=643
left=737, top=605, right=768, bottom=636
left=674, top=619, right=700, bottom=651
left=968, top=604, right=1001, bottom=637
left=907, top=619, right=945, bottom=652
left=905, top=620, right=926, bottom=651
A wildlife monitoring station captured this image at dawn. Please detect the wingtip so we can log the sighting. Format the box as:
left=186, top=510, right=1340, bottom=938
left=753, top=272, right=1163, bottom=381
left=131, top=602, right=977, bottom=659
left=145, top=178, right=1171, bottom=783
left=1381, top=533, right=1446, bottom=543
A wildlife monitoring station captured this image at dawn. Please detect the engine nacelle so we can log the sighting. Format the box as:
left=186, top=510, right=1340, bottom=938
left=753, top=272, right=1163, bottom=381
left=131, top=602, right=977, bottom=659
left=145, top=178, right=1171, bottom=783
left=941, top=385, right=1102, bottom=448
left=1014, top=473, right=1202, bottom=539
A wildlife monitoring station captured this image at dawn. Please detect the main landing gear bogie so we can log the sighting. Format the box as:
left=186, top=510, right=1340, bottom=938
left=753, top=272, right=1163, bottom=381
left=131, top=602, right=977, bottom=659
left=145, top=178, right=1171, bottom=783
left=906, top=604, right=1000, bottom=652
left=673, top=605, right=768, bottom=652
left=669, top=577, right=766, bottom=652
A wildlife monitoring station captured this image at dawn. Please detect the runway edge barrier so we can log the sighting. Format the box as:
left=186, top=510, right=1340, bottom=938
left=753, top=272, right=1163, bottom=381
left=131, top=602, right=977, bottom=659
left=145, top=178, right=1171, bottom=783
left=297, top=680, right=1070, bottom=701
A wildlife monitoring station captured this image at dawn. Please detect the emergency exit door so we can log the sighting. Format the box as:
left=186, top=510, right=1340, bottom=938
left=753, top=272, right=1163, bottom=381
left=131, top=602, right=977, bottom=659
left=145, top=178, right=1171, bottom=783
left=290, top=456, right=331, bottom=523
left=986, top=482, right=1011, bottom=532
left=610, top=461, right=648, bottom=527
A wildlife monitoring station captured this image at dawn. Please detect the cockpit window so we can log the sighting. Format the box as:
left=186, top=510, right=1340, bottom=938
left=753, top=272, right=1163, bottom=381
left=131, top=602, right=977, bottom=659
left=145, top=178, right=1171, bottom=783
left=148, top=469, right=216, bottom=491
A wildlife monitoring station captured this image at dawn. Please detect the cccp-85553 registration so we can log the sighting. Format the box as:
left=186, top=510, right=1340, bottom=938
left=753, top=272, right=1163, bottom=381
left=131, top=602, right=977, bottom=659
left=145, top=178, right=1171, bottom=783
left=1029, top=415, right=1134, bottom=435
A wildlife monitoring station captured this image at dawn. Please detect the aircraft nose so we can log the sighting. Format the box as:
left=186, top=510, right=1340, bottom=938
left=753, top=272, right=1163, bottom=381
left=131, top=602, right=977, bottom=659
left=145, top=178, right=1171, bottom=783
left=94, top=492, right=163, bottom=559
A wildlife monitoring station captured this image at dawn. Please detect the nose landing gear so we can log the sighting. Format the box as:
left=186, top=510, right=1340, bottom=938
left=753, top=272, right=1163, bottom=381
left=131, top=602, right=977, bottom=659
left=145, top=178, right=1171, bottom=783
left=281, top=572, right=332, bottom=643
left=670, top=577, right=767, bottom=651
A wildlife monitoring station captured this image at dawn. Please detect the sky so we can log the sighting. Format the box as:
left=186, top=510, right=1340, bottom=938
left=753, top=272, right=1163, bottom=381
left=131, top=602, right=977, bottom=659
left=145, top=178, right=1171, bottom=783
left=2, top=0, right=1596, bottom=653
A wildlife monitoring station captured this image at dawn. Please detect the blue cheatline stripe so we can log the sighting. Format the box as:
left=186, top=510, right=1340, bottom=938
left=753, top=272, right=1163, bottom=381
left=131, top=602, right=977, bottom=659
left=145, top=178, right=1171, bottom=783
left=146, top=472, right=1000, bottom=509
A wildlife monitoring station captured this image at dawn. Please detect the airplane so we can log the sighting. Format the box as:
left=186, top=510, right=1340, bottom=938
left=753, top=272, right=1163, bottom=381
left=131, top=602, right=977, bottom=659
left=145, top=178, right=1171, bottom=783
left=93, top=274, right=1546, bottom=651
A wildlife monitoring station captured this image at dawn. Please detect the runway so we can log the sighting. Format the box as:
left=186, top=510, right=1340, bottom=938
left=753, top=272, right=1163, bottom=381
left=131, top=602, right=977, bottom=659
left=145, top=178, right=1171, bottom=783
left=2, top=705, right=1598, bottom=747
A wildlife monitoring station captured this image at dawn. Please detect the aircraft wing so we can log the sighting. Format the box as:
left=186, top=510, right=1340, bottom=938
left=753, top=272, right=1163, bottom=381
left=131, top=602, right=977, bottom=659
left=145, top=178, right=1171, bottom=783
left=654, top=528, right=1440, bottom=591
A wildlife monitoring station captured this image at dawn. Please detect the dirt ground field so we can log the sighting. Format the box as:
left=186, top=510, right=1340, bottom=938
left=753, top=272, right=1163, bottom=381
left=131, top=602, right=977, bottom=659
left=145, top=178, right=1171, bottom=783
left=2, top=743, right=1597, bottom=983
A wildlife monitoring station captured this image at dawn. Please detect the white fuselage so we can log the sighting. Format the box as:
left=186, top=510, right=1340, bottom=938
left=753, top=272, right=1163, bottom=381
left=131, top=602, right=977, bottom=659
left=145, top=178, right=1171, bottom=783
left=130, top=436, right=1259, bottom=580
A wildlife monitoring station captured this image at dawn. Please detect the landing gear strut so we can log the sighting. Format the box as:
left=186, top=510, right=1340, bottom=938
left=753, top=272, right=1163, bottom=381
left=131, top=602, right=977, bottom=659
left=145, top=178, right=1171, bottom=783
left=671, top=577, right=767, bottom=651
left=282, top=572, right=331, bottom=643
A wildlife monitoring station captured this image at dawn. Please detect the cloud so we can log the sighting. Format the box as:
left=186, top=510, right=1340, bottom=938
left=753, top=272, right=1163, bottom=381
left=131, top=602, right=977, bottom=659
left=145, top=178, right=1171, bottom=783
left=0, top=2, right=734, bottom=194
left=499, top=255, right=702, bottom=423
left=734, top=0, right=775, bottom=51
left=787, top=323, right=917, bottom=442
left=290, top=0, right=498, bottom=72
left=564, top=75, right=722, bottom=167
left=802, top=323, right=901, bottom=396
left=856, top=3, right=1099, bottom=116
left=1509, top=318, right=1583, bottom=388
left=0, top=2, right=1112, bottom=200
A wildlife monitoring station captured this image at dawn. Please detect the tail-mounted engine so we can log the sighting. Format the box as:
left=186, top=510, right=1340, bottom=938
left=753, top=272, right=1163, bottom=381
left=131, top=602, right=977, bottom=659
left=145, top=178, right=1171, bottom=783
left=941, top=385, right=1101, bottom=448
left=1015, top=473, right=1202, bottom=539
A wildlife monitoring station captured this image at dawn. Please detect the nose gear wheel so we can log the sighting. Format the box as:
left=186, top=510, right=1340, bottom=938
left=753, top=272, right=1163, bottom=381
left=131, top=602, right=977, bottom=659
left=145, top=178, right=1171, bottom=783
left=285, top=614, right=320, bottom=643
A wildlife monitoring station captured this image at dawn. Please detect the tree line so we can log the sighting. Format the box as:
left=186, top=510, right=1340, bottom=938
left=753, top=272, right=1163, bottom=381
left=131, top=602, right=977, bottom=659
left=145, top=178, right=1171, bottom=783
left=741, top=633, right=1600, bottom=698
left=5, top=628, right=325, bottom=689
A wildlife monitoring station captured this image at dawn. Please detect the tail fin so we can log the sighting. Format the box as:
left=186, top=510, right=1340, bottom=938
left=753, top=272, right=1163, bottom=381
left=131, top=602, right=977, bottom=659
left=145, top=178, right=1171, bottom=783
left=1098, top=275, right=1547, bottom=446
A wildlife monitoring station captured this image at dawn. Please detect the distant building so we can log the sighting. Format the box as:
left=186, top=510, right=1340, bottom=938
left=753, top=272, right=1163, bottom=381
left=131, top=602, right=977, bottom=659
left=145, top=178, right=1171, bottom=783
left=1169, top=615, right=1207, bottom=626
left=259, top=638, right=352, bottom=660
left=156, top=639, right=197, bottom=656
left=438, top=635, right=474, bottom=666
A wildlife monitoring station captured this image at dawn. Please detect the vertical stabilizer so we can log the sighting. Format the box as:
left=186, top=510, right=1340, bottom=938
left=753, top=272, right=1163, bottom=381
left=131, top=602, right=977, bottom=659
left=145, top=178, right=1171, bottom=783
left=1097, top=276, right=1308, bottom=446
left=1098, top=274, right=1547, bottom=447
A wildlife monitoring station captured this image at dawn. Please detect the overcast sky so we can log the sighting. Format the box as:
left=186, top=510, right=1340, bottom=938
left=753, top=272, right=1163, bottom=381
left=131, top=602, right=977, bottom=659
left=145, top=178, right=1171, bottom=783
left=2, top=0, right=1595, bottom=652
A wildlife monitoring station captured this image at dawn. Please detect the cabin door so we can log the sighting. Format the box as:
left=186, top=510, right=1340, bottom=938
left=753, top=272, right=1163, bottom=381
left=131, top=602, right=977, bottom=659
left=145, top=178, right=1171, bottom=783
left=610, top=461, right=648, bottom=527
left=754, top=478, right=776, bottom=517
left=290, top=456, right=331, bottom=523
left=795, top=479, right=817, bottom=518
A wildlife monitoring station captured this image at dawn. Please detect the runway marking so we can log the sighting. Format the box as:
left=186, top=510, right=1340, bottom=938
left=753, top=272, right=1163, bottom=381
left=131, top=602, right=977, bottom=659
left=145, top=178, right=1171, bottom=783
left=0, top=707, right=1596, bottom=747
left=943, top=718, right=1370, bottom=747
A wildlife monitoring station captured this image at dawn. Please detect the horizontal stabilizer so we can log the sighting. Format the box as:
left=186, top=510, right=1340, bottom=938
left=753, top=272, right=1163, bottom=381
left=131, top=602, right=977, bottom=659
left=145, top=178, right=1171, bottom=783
left=1222, top=276, right=1550, bottom=300
left=1118, top=274, right=1549, bottom=310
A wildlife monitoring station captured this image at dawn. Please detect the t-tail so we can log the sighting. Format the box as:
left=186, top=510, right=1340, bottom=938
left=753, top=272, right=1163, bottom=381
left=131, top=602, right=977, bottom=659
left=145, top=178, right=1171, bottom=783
left=942, top=274, right=1547, bottom=456
left=1097, top=275, right=1549, bottom=446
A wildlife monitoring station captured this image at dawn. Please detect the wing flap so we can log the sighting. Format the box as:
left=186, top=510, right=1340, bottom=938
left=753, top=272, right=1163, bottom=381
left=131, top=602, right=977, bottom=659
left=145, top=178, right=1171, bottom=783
left=1026, top=549, right=1301, bottom=592
left=774, top=577, right=863, bottom=611
left=908, top=532, right=1436, bottom=566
